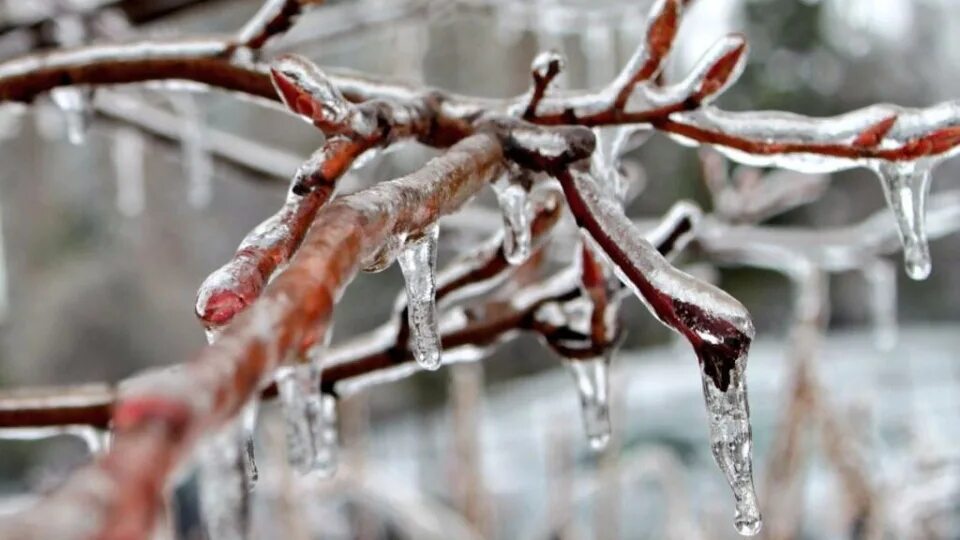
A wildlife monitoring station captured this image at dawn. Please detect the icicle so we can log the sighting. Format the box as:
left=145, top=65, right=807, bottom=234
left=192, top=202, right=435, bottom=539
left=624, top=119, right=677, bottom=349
left=863, top=259, right=897, bottom=351
left=397, top=223, right=442, bottom=370
left=564, top=355, right=611, bottom=452
left=49, top=87, right=93, bottom=145
left=0, top=186, right=7, bottom=326
left=240, top=400, right=259, bottom=489
left=275, top=363, right=319, bottom=473
left=77, top=427, right=111, bottom=455
left=307, top=393, right=338, bottom=478
left=873, top=161, right=934, bottom=280
left=112, top=127, right=146, bottom=217
left=199, top=417, right=251, bottom=540
left=275, top=360, right=339, bottom=476
left=700, top=353, right=762, bottom=536
left=173, top=97, right=213, bottom=209
left=491, top=175, right=532, bottom=265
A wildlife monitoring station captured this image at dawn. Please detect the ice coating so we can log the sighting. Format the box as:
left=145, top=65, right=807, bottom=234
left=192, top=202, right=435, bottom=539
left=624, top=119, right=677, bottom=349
left=557, top=169, right=760, bottom=535
left=490, top=174, right=532, bottom=265
left=199, top=416, right=252, bottom=540
left=565, top=355, right=611, bottom=452
left=49, top=87, right=92, bottom=145
left=397, top=223, right=442, bottom=370
left=872, top=161, right=933, bottom=280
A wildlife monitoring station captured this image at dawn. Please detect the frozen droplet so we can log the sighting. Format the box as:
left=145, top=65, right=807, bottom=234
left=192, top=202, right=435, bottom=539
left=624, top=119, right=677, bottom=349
left=873, top=161, right=933, bottom=280
left=700, top=353, right=762, bottom=537
left=199, top=416, right=251, bottom=540
left=491, top=175, right=532, bottom=265
left=397, top=224, right=442, bottom=370
left=50, top=87, right=93, bottom=145
left=361, top=234, right=401, bottom=273
left=111, top=127, right=146, bottom=217
left=275, top=363, right=320, bottom=474
left=564, top=355, right=611, bottom=452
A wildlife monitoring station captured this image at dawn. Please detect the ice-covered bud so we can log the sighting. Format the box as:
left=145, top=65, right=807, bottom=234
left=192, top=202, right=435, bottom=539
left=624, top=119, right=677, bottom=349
left=270, top=54, right=352, bottom=128
left=531, top=50, right=565, bottom=83
left=852, top=114, right=898, bottom=148
left=615, top=0, right=681, bottom=91
left=690, top=35, right=748, bottom=104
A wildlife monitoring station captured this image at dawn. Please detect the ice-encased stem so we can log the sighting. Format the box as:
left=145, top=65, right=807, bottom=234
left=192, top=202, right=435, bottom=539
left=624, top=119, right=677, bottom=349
left=49, top=87, right=92, bottom=146
left=199, top=416, right=252, bottom=540
left=491, top=176, right=532, bottom=265
left=397, top=223, right=442, bottom=370
left=873, top=161, right=934, bottom=280
left=700, top=353, right=762, bottom=536
left=564, top=355, right=611, bottom=452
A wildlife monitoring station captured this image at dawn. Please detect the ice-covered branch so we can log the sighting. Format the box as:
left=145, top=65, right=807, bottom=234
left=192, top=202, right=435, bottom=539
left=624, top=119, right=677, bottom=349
left=1, top=134, right=504, bottom=540
left=196, top=55, right=435, bottom=332
left=556, top=167, right=761, bottom=534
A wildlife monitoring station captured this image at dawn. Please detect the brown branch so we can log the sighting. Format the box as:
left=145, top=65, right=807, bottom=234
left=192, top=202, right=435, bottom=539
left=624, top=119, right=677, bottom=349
left=2, top=134, right=504, bottom=539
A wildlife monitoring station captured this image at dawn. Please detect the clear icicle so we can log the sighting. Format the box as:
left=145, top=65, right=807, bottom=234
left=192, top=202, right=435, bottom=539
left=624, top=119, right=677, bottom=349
left=174, top=96, right=213, bottom=209
left=275, top=360, right=338, bottom=477
left=491, top=175, right=532, bottom=265
left=863, top=259, right=898, bottom=351
left=564, top=355, right=611, bottom=452
left=397, top=223, right=442, bottom=370
left=77, top=427, right=111, bottom=455
left=276, top=363, right=320, bottom=473
left=700, top=354, right=762, bottom=536
left=240, top=400, right=259, bottom=489
left=199, top=416, right=252, bottom=540
left=873, top=161, right=934, bottom=280
left=307, top=393, right=338, bottom=478
left=111, top=127, right=146, bottom=217
left=49, top=87, right=93, bottom=145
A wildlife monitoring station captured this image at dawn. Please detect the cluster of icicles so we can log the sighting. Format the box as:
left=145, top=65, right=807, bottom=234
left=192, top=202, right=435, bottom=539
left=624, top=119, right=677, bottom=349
left=7, top=11, right=960, bottom=540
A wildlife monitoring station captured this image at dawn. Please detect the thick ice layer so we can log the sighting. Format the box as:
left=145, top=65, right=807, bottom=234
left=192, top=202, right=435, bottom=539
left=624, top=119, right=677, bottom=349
left=49, top=87, right=92, bottom=145
left=491, top=174, right=532, bottom=265
left=565, top=355, right=612, bottom=452
left=872, top=161, right=934, bottom=280
left=700, top=353, right=761, bottom=536
left=397, top=224, right=442, bottom=370
left=199, top=416, right=252, bottom=540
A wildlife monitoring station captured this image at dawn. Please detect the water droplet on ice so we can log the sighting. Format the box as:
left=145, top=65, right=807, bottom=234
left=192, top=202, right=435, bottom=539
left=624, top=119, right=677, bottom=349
left=396, top=224, right=442, bottom=370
